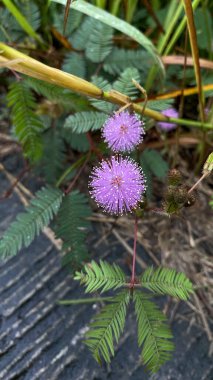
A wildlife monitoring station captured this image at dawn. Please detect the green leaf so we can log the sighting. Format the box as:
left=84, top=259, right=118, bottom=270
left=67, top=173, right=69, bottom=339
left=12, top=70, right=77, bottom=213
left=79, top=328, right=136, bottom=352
left=90, top=75, right=115, bottom=114
left=85, top=20, right=113, bottom=63
left=39, top=128, right=66, bottom=185
left=74, top=260, right=126, bottom=293
left=64, top=132, right=90, bottom=152
left=146, top=99, right=173, bottom=111
left=26, top=77, right=89, bottom=111
left=53, top=0, right=164, bottom=77
left=103, top=48, right=150, bottom=75
left=134, top=291, right=174, bottom=373
left=53, top=6, right=82, bottom=36
left=7, top=81, right=45, bottom=162
left=2, top=0, right=41, bottom=43
left=71, top=16, right=97, bottom=50
left=85, top=290, right=130, bottom=364
left=0, top=187, right=63, bottom=259
left=54, top=191, right=92, bottom=271
left=140, top=149, right=169, bottom=180
left=113, top=67, right=140, bottom=99
left=64, top=111, right=107, bottom=133
left=194, top=7, right=212, bottom=51
left=140, top=267, right=194, bottom=300
left=62, top=52, right=86, bottom=78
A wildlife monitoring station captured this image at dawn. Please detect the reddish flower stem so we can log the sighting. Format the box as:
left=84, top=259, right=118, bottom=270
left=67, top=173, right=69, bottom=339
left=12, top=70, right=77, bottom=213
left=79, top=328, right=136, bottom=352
left=130, top=216, right=138, bottom=288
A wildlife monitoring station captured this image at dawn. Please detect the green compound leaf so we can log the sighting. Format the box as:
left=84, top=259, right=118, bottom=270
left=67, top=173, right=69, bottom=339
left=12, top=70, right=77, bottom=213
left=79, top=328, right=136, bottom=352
left=140, top=149, right=169, bottom=180
left=134, top=291, right=174, bottom=373
left=0, top=187, right=63, bottom=259
left=103, top=47, right=150, bottom=75
left=39, top=128, right=66, bottom=185
left=74, top=260, right=126, bottom=293
left=85, top=290, right=130, bottom=364
left=64, top=132, right=90, bottom=153
left=64, top=111, right=107, bottom=133
left=85, top=20, right=113, bottom=63
left=113, top=67, right=141, bottom=100
left=7, top=81, right=45, bottom=162
left=54, top=191, right=92, bottom=271
left=140, top=267, right=194, bottom=300
left=62, top=52, right=86, bottom=78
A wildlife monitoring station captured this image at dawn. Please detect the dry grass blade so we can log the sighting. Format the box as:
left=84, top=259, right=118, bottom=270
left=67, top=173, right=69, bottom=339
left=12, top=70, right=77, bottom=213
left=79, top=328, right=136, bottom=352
left=183, top=0, right=205, bottom=122
left=63, top=0, right=72, bottom=35
left=139, top=84, right=213, bottom=102
left=162, top=55, right=213, bottom=70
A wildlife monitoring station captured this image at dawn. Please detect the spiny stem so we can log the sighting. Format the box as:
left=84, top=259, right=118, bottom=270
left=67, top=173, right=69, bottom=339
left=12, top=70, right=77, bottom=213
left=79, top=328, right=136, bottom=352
left=130, top=216, right=138, bottom=287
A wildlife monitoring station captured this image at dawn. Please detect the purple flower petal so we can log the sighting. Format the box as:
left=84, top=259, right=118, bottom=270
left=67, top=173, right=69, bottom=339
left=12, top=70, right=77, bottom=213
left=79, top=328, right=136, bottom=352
left=102, top=111, right=145, bottom=152
left=157, top=108, right=179, bottom=131
left=89, top=156, right=146, bottom=215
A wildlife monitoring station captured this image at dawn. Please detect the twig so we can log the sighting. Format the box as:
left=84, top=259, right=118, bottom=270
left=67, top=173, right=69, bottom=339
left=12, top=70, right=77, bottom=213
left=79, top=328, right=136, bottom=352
left=193, top=293, right=213, bottom=343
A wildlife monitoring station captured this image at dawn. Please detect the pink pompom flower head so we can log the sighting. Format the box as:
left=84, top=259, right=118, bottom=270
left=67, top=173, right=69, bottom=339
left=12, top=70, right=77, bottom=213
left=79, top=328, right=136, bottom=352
left=157, top=108, right=179, bottom=131
left=89, top=156, right=146, bottom=215
left=102, top=111, right=145, bottom=152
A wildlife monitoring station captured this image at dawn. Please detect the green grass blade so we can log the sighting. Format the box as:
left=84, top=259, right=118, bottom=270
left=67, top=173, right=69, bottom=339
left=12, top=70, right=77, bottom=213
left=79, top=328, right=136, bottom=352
left=164, top=0, right=201, bottom=55
left=183, top=0, right=205, bottom=122
left=2, top=0, right=42, bottom=43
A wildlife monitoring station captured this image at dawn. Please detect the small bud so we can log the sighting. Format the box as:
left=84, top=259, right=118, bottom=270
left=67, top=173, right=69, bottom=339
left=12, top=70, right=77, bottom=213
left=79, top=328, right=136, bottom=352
left=203, top=152, right=213, bottom=176
left=168, top=169, right=182, bottom=186
left=174, top=187, right=188, bottom=205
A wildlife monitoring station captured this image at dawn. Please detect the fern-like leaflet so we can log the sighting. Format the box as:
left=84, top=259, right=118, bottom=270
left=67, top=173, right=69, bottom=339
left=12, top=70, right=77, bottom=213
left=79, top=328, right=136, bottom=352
left=7, top=81, right=44, bottom=161
left=73, top=260, right=193, bottom=372
left=74, top=260, right=126, bottom=293
left=64, top=111, right=107, bottom=133
left=0, top=187, right=63, bottom=259
left=85, top=20, right=113, bottom=63
left=85, top=290, right=130, bottom=364
left=140, top=267, right=193, bottom=300
left=113, top=67, right=140, bottom=99
left=103, top=48, right=150, bottom=75
left=53, top=191, right=92, bottom=271
left=134, top=291, right=174, bottom=373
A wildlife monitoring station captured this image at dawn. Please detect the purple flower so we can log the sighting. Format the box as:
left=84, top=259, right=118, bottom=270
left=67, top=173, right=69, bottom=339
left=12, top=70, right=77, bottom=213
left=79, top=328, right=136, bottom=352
left=89, top=156, right=146, bottom=215
left=102, top=111, right=144, bottom=152
left=157, top=108, right=179, bottom=131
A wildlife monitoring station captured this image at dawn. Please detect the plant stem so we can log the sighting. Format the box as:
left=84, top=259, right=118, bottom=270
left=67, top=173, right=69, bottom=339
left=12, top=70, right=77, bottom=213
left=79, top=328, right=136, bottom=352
left=65, top=152, right=91, bottom=194
left=130, top=216, right=138, bottom=287
left=55, top=155, right=87, bottom=188
left=0, top=43, right=212, bottom=129
left=58, top=297, right=112, bottom=305
left=188, top=172, right=209, bottom=194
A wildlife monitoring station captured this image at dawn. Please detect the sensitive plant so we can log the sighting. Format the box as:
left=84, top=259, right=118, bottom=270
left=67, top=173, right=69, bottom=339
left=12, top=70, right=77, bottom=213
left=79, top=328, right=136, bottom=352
left=0, top=0, right=213, bottom=375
